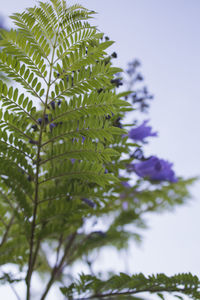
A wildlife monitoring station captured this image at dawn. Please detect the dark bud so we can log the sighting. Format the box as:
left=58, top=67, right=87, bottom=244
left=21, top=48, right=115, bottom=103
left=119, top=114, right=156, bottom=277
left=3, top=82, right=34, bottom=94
left=29, top=139, right=39, bottom=145
left=44, top=114, right=49, bottom=124
left=127, top=59, right=141, bottom=76
left=97, top=88, right=103, bottom=94
left=92, top=231, right=106, bottom=237
left=82, top=198, right=96, bottom=208
left=132, top=92, right=137, bottom=100
left=50, top=101, right=55, bottom=110
left=37, top=118, right=42, bottom=125
left=136, top=73, right=143, bottom=81
left=110, top=78, right=123, bottom=88
left=105, top=115, right=111, bottom=120
left=27, top=175, right=32, bottom=182
left=104, top=57, right=111, bottom=65
left=31, top=124, right=38, bottom=131
left=57, top=73, right=60, bottom=78
left=50, top=123, right=56, bottom=132
left=114, top=117, right=122, bottom=128
left=58, top=100, right=62, bottom=106
left=85, top=47, right=88, bottom=55
left=132, top=60, right=141, bottom=68
left=111, top=52, right=117, bottom=58
left=143, top=86, right=148, bottom=94
left=131, top=148, right=144, bottom=160
left=33, top=158, right=41, bottom=165
left=105, top=36, right=110, bottom=41
left=106, top=112, right=114, bottom=120
left=37, top=115, right=49, bottom=125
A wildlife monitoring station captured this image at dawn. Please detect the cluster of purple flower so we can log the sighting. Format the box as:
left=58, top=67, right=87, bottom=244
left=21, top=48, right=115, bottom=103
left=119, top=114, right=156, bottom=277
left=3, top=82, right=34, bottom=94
left=125, top=120, right=178, bottom=183
left=128, top=156, right=177, bottom=183
left=128, top=120, right=157, bottom=142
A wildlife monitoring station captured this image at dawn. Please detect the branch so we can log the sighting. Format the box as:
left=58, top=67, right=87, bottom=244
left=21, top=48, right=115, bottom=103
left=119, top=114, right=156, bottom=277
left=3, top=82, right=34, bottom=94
left=40, top=232, right=77, bottom=300
left=25, top=29, right=59, bottom=300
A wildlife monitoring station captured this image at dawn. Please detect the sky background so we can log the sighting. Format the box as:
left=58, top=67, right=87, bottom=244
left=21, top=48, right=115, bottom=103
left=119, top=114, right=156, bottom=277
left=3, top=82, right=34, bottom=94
left=1, top=0, right=200, bottom=299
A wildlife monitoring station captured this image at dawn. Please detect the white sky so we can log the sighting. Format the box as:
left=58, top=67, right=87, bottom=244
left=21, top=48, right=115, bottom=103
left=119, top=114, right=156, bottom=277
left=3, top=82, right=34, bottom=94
left=1, top=0, right=200, bottom=299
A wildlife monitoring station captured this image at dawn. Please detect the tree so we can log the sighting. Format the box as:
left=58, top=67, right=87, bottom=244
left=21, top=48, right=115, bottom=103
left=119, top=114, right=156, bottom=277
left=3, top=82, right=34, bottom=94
left=0, top=1, right=199, bottom=299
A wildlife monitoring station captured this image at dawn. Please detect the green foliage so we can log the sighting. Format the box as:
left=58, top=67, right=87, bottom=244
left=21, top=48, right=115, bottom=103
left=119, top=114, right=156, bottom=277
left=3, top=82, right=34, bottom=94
left=60, top=272, right=200, bottom=300
left=0, top=1, right=198, bottom=299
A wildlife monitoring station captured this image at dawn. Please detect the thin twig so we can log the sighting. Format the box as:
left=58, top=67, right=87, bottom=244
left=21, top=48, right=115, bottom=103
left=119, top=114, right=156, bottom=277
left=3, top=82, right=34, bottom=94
left=10, top=284, right=21, bottom=300
left=0, top=214, right=15, bottom=247
left=40, top=232, right=77, bottom=300
left=0, top=215, right=7, bottom=227
left=55, top=235, right=63, bottom=265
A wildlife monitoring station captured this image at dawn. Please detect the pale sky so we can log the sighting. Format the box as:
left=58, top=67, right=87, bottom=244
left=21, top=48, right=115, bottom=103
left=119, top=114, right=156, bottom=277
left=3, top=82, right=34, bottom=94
left=1, top=1, right=200, bottom=299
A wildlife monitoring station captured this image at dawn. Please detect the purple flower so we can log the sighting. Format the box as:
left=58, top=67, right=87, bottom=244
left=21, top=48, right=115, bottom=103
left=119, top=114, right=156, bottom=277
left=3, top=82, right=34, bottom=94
left=37, top=118, right=42, bottom=125
left=82, top=198, right=96, bottom=208
left=50, top=123, right=56, bottom=132
left=128, top=120, right=157, bottom=142
left=129, top=156, right=178, bottom=183
left=44, top=114, right=49, bottom=123
left=50, top=101, right=55, bottom=110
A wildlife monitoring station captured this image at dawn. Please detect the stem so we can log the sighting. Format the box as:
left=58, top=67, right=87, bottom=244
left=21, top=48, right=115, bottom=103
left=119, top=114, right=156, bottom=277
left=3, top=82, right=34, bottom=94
left=40, top=232, right=77, bottom=300
left=25, top=115, right=42, bottom=300
left=25, top=33, right=58, bottom=300
left=0, top=214, right=15, bottom=247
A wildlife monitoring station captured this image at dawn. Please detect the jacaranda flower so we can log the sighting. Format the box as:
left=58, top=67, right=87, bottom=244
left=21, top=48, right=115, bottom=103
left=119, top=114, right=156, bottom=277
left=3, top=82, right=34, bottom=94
left=50, top=123, right=56, bottom=131
left=129, top=156, right=178, bottom=183
left=128, top=120, right=157, bottom=142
